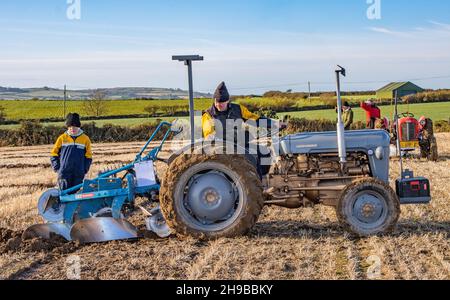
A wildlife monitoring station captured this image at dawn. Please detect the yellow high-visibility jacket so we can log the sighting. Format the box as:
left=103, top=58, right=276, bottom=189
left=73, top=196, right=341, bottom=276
left=50, top=130, right=93, bottom=178
left=201, top=104, right=260, bottom=139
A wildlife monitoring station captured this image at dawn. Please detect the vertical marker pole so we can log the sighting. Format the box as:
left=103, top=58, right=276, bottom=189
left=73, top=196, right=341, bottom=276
left=172, top=55, right=204, bottom=145
left=186, top=61, right=195, bottom=144
left=394, top=91, right=404, bottom=179
left=308, top=81, right=311, bottom=102
left=63, top=84, right=67, bottom=119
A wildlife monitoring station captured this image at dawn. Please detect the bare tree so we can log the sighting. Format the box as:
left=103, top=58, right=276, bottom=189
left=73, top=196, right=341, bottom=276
left=83, top=90, right=109, bottom=117
left=144, top=105, right=159, bottom=117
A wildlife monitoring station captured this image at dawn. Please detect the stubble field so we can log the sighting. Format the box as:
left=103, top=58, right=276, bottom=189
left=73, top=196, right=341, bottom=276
left=0, top=134, right=449, bottom=280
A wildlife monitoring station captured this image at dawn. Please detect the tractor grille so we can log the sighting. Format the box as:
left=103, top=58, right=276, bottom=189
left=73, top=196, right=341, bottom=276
left=401, top=123, right=417, bottom=142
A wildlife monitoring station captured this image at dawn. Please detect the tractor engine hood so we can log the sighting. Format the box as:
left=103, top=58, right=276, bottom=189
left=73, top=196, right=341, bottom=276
left=280, top=130, right=391, bottom=155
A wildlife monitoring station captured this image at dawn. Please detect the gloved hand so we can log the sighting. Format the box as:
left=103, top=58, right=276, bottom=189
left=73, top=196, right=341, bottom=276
left=280, top=121, right=288, bottom=131
left=205, top=134, right=216, bottom=141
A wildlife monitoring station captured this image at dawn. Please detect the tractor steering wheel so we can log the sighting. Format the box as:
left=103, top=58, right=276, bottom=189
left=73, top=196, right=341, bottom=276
left=399, top=112, right=415, bottom=118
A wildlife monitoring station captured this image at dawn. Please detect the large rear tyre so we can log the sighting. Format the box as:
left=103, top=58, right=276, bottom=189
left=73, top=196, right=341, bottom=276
left=420, top=136, right=439, bottom=162
left=160, top=155, right=264, bottom=239
left=337, top=178, right=400, bottom=237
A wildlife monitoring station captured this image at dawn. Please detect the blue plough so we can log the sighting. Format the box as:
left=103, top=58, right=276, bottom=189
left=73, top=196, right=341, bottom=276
left=23, top=121, right=176, bottom=243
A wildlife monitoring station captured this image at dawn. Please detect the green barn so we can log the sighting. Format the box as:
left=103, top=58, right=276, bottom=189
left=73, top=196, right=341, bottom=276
left=376, top=82, right=424, bottom=100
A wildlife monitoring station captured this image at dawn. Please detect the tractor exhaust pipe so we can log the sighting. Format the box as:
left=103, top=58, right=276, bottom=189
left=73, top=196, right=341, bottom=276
left=335, top=65, right=347, bottom=170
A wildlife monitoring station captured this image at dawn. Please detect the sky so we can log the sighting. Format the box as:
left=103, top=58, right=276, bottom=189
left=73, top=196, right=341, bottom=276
left=0, top=0, right=450, bottom=94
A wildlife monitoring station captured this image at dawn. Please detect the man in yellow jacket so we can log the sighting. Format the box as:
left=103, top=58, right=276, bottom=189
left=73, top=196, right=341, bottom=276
left=202, top=82, right=271, bottom=141
left=202, top=82, right=279, bottom=177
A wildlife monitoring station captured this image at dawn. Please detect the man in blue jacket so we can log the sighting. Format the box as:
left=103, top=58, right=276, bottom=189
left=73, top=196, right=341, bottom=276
left=50, top=113, right=93, bottom=192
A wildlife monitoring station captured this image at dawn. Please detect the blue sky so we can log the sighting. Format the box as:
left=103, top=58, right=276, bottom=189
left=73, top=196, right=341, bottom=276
left=1, top=0, right=450, bottom=93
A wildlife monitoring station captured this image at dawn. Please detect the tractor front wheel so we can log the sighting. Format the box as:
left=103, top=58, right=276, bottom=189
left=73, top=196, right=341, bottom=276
left=160, top=154, right=264, bottom=239
left=337, top=178, right=400, bottom=237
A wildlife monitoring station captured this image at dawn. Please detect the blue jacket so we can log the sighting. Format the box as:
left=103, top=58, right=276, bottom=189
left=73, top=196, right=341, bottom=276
left=50, top=130, right=93, bottom=179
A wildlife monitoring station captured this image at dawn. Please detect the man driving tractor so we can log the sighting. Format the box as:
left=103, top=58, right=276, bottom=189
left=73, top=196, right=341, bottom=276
left=202, top=82, right=282, bottom=177
left=201, top=82, right=276, bottom=141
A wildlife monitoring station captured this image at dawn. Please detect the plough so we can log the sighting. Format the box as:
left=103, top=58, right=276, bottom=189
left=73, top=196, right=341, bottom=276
left=23, top=122, right=177, bottom=243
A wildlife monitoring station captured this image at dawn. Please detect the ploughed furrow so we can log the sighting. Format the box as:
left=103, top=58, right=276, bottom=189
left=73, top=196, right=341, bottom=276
left=20, top=237, right=201, bottom=280
left=0, top=227, right=81, bottom=280
left=366, top=237, right=396, bottom=280
left=185, top=240, right=229, bottom=280
left=340, top=235, right=360, bottom=280
left=0, top=183, right=55, bottom=190
left=380, top=234, right=444, bottom=279
left=0, top=160, right=134, bottom=170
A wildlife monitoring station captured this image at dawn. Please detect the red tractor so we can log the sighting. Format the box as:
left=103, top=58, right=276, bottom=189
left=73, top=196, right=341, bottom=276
left=393, top=113, right=438, bottom=161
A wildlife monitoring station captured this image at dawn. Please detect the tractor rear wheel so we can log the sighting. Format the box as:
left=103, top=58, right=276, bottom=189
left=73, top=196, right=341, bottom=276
left=160, top=154, right=264, bottom=239
left=420, top=136, right=439, bottom=161
left=337, top=178, right=400, bottom=237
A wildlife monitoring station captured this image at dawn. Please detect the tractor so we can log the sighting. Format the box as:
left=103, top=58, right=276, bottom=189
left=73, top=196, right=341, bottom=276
left=391, top=111, right=438, bottom=161
left=24, top=64, right=432, bottom=243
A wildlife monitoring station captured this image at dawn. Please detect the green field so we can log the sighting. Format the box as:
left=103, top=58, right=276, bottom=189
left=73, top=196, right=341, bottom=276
left=0, top=95, right=375, bottom=121
left=0, top=99, right=214, bottom=121
left=0, top=100, right=450, bottom=129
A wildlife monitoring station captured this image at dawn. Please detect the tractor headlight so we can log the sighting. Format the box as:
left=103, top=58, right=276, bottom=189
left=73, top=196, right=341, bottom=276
left=375, top=147, right=384, bottom=160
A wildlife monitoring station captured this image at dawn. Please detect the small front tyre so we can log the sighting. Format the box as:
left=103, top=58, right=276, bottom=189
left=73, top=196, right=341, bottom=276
left=337, top=178, right=400, bottom=237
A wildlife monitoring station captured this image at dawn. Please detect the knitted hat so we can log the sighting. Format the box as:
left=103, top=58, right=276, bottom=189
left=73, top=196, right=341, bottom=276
left=213, top=82, right=230, bottom=103
left=66, top=113, right=81, bottom=128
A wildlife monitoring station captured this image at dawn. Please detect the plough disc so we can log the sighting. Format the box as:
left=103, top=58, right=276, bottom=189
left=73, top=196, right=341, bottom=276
left=38, top=188, right=65, bottom=223
left=146, top=207, right=171, bottom=238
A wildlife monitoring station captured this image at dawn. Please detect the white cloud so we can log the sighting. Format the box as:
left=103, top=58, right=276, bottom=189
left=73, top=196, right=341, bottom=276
left=428, top=20, right=450, bottom=30
left=367, top=27, right=413, bottom=37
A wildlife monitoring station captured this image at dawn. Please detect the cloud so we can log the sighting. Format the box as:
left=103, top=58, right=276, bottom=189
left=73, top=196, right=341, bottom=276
left=367, top=27, right=412, bottom=37
left=368, top=22, right=450, bottom=39
left=0, top=28, right=171, bottom=47
left=428, top=20, right=450, bottom=31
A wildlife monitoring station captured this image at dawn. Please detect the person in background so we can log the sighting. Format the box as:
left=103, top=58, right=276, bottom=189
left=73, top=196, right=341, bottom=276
left=375, top=117, right=390, bottom=132
left=361, top=100, right=381, bottom=129
left=50, top=113, right=93, bottom=192
left=342, top=101, right=354, bottom=130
